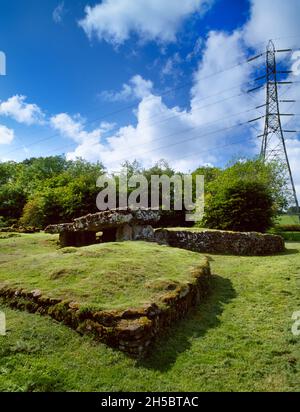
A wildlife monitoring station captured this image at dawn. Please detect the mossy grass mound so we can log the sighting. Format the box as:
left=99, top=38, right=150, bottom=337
left=0, top=232, right=206, bottom=311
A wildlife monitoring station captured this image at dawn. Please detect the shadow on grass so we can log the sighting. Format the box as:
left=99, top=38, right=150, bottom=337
left=137, top=274, right=236, bottom=372
left=281, top=248, right=299, bottom=255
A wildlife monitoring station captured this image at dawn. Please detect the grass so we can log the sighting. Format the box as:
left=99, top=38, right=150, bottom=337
left=0, top=233, right=299, bottom=391
left=0, top=233, right=205, bottom=311
left=277, top=232, right=300, bottom=242
left=277, top=215, right=300, bottom=225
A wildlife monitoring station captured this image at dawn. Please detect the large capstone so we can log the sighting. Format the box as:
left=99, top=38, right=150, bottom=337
left=45, top=208, right=160, bottom=247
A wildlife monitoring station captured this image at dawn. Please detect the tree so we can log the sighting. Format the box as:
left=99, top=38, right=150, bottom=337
left=0, top=161, right=27, bottom=223
left=192, top=166, right=221, bottom=186
left=0, top=156, right=105, bottom=228
left=19, top=197, right=46, bottom=228
left=201, top=159, right=286, bottom=232
left=0, top=184, right=26, bottom=222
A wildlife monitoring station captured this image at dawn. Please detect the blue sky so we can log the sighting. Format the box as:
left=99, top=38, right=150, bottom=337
left=0, top=0, right=248, bottom=124
left=0, top=0, right=299, bottom=190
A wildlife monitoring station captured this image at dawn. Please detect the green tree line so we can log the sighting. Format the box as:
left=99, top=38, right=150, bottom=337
left=0, top=155, right=288, bottom=232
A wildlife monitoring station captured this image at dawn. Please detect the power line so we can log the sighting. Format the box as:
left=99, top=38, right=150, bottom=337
left=41, top=89, right=257, bottom=157
left=1, top=37, right=298, bottom=159
left=44, top=104, right=263, bottom=164
left=108, top=121, right=262, bottom=172
left=1, top=82, right=258, bottom=158
left=21, top=68, right=273, bottom=160
left=1, top=52, right=266, bottom=158
left=173, top=114, right=298, bottom=167
left=2, top=39, right=298, bottom=165
left=168, top=134, right=256, bottom=165
left=102, top=107, right=265, bottom=165
left=0, top=79, right=259, bottom=158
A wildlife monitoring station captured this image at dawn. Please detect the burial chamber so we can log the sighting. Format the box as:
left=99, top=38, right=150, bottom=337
left=45, top=208, right=160, bottom=247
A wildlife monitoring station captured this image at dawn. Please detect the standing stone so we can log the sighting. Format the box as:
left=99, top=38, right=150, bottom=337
left=116, top=224, right=133, bottom=241
left=132, top=225, right=154, bottom=241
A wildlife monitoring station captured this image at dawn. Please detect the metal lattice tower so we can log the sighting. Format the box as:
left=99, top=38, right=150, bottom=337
left=261, top=40, right=300, bottom=219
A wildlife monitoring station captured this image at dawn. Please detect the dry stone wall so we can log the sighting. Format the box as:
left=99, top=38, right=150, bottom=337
left=155, top=229, right=285, bottom=256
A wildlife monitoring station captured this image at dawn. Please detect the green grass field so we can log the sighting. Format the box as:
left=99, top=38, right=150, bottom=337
left=269, top=214, right=300, bottom=241
left=0, top=233, right=299, bottom=391
left=278, top=232, right=300, bottom=242
left=277, top=215, right=300, bottom=225
left=0, top=233, right=206, bottom=311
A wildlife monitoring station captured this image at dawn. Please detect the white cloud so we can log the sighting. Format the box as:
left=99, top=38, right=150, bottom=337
left=79, top=0, right=213, bottom=45
left=161, top=53, right=183, bottom=80
left=186, top=38, right=204, bottom=61
left=244, top=0, right=300, bottom=50
left=53, top=2, right=65, bottom=24
left=73, top=0, right=300, bottom=182
left=7, top=0, right=299, bottom=203
left=0, top=95, right=44, bottom=125
left=0, top=124, right=14, bottom=144
left=66, top=138, right=106, bottom=163
left=60, top=31, right=262, bottom=170
left=190, top=30, right=258, bottom=125
left=100, top=83, right=133, bottom=103
left=187, top=2, right=300, bottom=204
left=50, top=113, right=103, bottom=143
left=99, top=121, right=117, bottom=133
left=100, top=75, right=153, bottom=102
left=242, top=0, right=300, bottom=202
left=50, top=113, right=118, bottom=162
left=91, top=30, right=261, bottom=171
left=66, top=74, right=240, bottom=171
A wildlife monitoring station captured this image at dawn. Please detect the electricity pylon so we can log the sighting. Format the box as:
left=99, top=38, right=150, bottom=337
left=258, top=40, right=299, bottom=220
